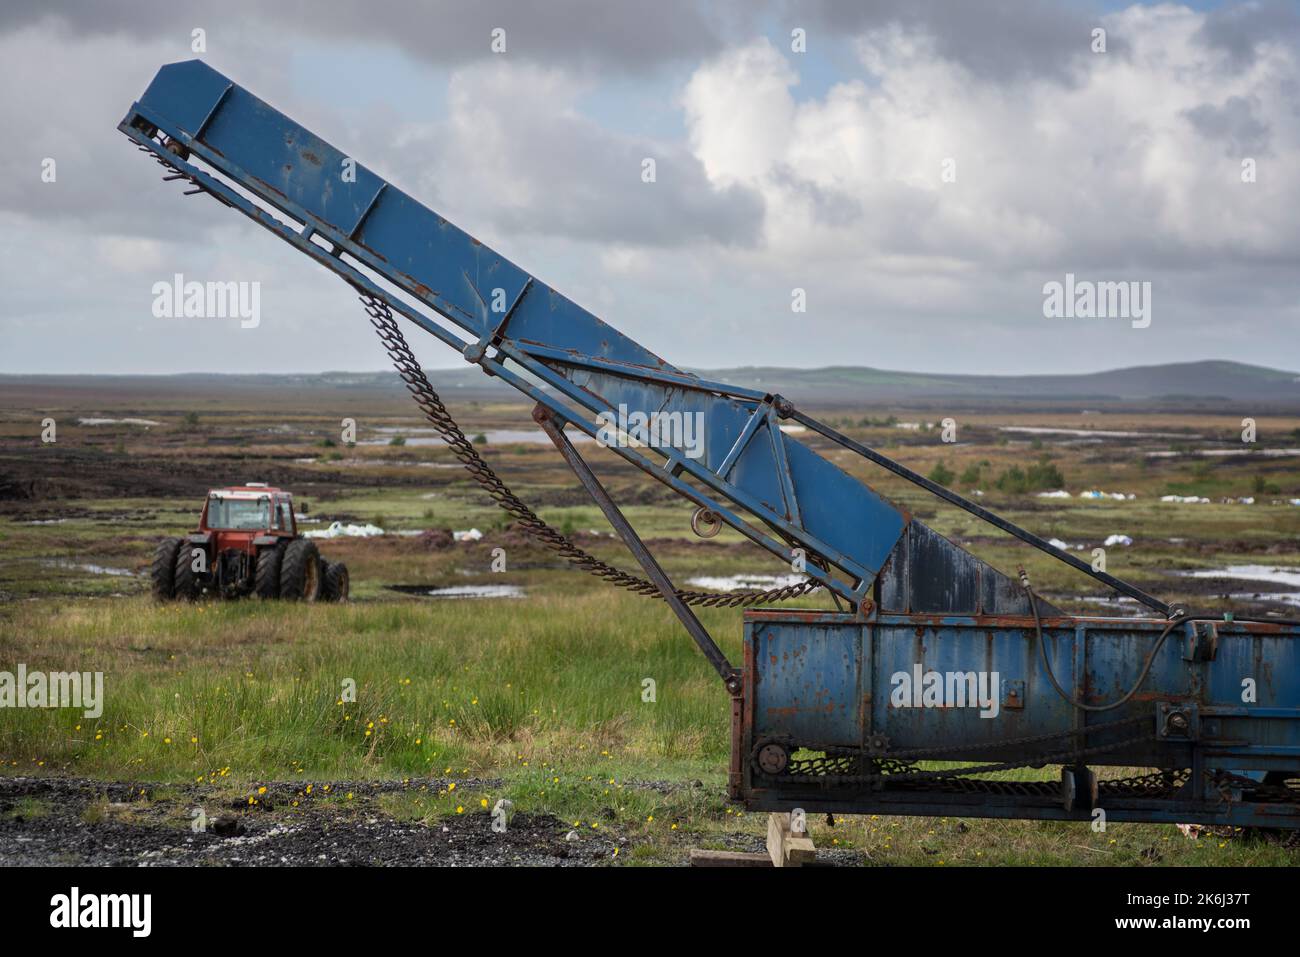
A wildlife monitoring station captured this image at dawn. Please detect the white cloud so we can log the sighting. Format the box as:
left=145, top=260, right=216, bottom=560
left=1, top=3, right=1298, bottom=375
left=685, top=8, right=1300, bottom=270
left=683, top=41, right=797, bottom=186
left=663, top=8, right=1300, bottom=370
left=388, top=58, right=763, bottom=249
left=96, top=236, right=165, bottom=273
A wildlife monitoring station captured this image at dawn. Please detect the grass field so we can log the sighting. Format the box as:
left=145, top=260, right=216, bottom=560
left=2, top=389, right=1299, bottom=865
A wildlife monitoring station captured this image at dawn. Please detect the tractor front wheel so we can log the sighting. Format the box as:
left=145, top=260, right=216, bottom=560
left=151, top=537, right=182, bottom=600
left=254, top=544, right=283, bottom=599
left=322, top=561, right=350, bottom=602
left=172, top=542, right=201, bottom=601
left=280, top=539, right=322, bottom=602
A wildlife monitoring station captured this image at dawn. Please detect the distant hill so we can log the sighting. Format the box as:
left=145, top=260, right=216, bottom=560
left=1, top=360, right=1296, bottom=411
left=695, top=360, right=1300, bottom=408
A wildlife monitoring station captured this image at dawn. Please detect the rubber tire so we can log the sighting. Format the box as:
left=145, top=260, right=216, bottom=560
left=151, top=537, right=182, bottom=600
left=322, top=561, right=350, bottom=602
left=172, top=541, right=202, bottom=601
left=279, top=538, right=322, bottom=602
left=254, top=545, right=283, bottom=599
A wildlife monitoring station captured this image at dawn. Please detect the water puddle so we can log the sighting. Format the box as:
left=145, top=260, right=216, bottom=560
left=76, top=417, right=161, bottom=427
left=388, top=584, right=525, bottom=600
left=1176, top=565, right=1300, bottom=606
left=1147, top=448, right=1300, bottom=458
left=42, top=559, right=137, bottom=577
left=1000, top=426, right=1194, bottom=439
left=685, top=573, right=808, bottom=591
left=361, top=428, right=592, bottom=447
left=1064, top=595, right=1145, bottom=617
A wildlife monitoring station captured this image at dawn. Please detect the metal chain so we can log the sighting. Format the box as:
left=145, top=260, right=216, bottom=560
left=762, top=714, right=1153, bottom=786
left=1100, top=768, right=1189, bottom=798
left=362, top=293, right=822, bottom=608
left=920, top=767, right=1190, bottom=799
left=867, top=732, right=1152, bottom=785
left=780, top=733, right=1151, bottom=787
left=770, top=732, right=1300, bottom=806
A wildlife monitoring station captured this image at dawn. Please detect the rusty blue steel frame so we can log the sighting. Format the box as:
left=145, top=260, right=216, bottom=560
left=740, top=611, right=1300, bottom=827
left=120, top=61, right=1300, bottom=828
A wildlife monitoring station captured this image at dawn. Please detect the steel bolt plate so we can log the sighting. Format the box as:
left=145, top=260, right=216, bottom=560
left=757, top=743, right=790, bottom=775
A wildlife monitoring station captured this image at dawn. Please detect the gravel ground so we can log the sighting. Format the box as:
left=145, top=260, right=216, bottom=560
left=0, top=776, right=624, bottom=867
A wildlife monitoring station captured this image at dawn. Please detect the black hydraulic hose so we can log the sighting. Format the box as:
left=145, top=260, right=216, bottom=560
left=1021, top=570, right=1300, bottom=712
left=1028, top=585, right=1179, bottom=712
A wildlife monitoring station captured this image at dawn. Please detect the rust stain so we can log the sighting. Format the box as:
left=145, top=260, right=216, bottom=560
left=250, top=175, right=288, bottom=201
left=766, top=706, right=801, bottom=717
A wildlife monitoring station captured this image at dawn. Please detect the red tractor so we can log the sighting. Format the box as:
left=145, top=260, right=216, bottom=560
left=151, top=484, right=349, bottom=602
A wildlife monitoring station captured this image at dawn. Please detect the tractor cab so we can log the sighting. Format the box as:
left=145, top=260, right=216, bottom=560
left=200, top=484, right=296, bottom=540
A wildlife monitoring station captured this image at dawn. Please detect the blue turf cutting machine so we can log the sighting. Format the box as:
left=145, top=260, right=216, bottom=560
left=120, top=61, right=1300, bottom=829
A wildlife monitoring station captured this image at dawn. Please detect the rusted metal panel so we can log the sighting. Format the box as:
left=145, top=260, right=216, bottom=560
left=739, top=612, right=1300, bottom=827
left=877, top=520, right=1060, bottom=616
left=750, top=620, right=861, bottom=746
left=908, top=522, right=979, bottom=613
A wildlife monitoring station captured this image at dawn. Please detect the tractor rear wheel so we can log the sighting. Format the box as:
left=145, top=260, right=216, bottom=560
left=172, top=542, right=201, bottom=601
left=151, top=537, right=182, bottom=600
left=254, top=544, right=283, bottom=599
left=279, top=538, right=322, bottom=602
left=322, top=561, right=350, bottom=602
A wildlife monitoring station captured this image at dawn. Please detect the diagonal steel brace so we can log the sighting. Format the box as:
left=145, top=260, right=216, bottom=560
left=533, top=404, right=741, bottom=694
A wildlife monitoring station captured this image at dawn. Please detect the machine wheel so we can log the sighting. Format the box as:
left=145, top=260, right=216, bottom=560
left=322, top=561, right=350, bottom=603
left=757, top=742, right=790, bottom=775
left=279, top=539, right=322, bottom=602
left=151, top=537, right=182, bottom=600
left=691, top=506, right=722, bottom=538
left=254, top=545, right=284, bottom=599
left=172, top=541, right=202, bottom=601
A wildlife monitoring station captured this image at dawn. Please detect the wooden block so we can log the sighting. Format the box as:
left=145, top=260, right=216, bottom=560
left=689, top=848, right=773, bottom=867
left=767, top=812, right=817, bottom=867
left=786, top=832, right=817, bottom=867
left=767, top=812, right=785, bottom=866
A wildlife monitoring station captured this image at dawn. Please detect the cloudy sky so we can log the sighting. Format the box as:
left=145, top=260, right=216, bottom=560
left=1, top=0, right=1297, bottom=376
